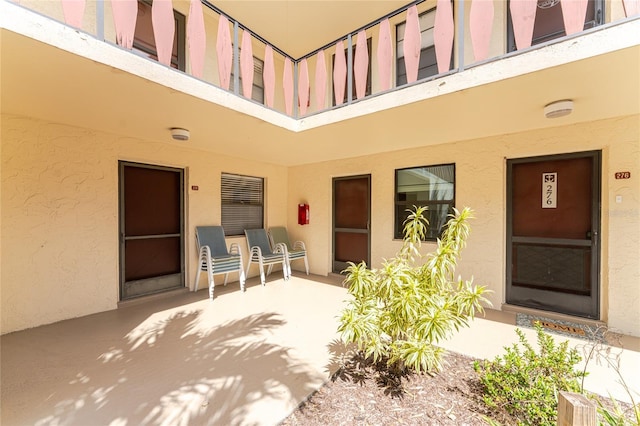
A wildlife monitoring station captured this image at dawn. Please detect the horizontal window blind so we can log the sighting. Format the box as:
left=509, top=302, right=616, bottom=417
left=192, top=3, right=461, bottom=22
left=221, top=173, right=264, bottom=236
left=396, top=8, right=440, bottom=85
left=230, top=51, right=265, bottom=103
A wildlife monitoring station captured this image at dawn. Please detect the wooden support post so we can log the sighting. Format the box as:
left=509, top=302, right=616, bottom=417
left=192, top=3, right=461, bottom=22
left=557, top=391, right=597, bottom=426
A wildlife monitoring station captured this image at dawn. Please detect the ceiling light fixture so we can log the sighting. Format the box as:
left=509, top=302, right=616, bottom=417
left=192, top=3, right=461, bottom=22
left=544, top=100, right=574, bottom=119
left=170, top=127, right=190, bottom=141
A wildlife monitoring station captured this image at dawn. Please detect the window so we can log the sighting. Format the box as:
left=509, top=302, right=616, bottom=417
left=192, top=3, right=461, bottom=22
left=221, top=173, right=264, bottom=236
left=507, top=0, right=602, bottom=52
left=130, top=0, right=186, bottom=71
left=331, top=38, right=372, bottom=106
left=396, top=7, right=450, bottom=86
left=230, top=52, right=265, bottom=103
left=395, top=164, right=455, bottom=240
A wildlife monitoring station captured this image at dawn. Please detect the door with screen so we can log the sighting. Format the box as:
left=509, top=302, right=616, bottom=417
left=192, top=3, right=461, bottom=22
left=506, top=151, right=600, bottom=319
left=333, top=175, right=371, bottom=273
left=119, top=162, right=185, bottom=300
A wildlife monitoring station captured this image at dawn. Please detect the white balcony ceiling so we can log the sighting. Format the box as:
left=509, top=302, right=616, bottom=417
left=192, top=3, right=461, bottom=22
left=214, top=0, right=411, bottom=58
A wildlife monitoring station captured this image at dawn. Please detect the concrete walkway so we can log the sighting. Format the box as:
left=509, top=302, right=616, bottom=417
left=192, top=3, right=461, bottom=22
left=2, top=273, right=639, bottom=425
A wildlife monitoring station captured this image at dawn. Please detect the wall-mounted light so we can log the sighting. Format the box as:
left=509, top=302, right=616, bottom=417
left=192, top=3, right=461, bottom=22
left=544, top=100, right=574, bottom=119
left=170, top=127, right=190, bottom=141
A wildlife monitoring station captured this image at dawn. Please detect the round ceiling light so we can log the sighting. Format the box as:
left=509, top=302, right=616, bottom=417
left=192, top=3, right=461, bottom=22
left=544, top=100, right=574, bottom=119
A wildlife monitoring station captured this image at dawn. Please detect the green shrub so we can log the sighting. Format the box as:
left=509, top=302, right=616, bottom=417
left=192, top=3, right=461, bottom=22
left=580, top=329, right=640, bottom=426
left=337, top=206, right=489, bottom=374
left=473, top=324, right=585, bottom=426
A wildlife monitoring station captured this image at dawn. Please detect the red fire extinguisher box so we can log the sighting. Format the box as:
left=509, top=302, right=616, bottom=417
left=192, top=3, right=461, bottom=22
left=298, top=203, right=309, bottom=225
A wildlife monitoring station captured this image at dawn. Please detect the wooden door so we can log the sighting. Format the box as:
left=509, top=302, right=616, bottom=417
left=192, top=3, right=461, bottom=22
left=119, top=162, right=184, bottom=300
left=333, top=175, right=371, bottom=273
left=506, top=151, right=600, bottom=318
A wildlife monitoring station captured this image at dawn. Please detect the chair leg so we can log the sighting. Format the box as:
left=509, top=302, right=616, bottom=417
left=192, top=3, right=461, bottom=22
left=258, top=259, right=266, bottom=286
left=194, top=266, right=202, bottom=292
left=266, top=264, right=273, bottom=276
left=207, top=266, right=214, bottom=300
left=245, top=263, right=252, bottom=285
left=303, top=255, right=309, bottom=275
left=223, top=273, right=229, bottom=286
left=239, top=267, right=246, bottom=292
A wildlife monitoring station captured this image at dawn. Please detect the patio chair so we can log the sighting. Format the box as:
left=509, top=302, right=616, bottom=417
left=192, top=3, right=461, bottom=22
left=268, top=226, right=309, bottom=276
left=244, top=228, right=290, bottom=285
left=194, top=226, right=246, bottom=300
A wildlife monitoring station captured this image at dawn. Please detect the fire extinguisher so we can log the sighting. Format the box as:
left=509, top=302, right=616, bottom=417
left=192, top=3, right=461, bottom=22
left=298, top=203, right=310, bottom=225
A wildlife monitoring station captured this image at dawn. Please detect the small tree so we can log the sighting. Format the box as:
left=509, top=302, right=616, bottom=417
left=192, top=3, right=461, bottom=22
left=338, top=206, right=489, bottom=374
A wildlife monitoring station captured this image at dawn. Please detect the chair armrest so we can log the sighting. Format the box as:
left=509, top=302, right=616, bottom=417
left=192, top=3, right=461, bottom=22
left=293, top=240, right=306, bottom=251
left=199, top=245, right=212, bottom=266
left=273, top=242, right=288, bottom=256
left=249, top=245, right=264, bottom=259
left=228, top=242, right=241, bottom=255
left=228, top=242, right=245, bottom=264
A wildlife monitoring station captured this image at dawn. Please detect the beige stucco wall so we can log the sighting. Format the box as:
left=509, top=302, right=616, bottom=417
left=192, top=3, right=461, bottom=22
left=287, top=115, right=640, bottom=337
left=1, top=114, right=288, bottom=334
left=1, top=113, right=638, bottom=336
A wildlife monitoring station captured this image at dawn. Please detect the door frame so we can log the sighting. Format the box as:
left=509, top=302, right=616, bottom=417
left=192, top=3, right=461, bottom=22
left=332, top=174, right=371, bottom=273
left=506, top=150, right=601, bottom=319
left=118, top=161, right=186, bottom=301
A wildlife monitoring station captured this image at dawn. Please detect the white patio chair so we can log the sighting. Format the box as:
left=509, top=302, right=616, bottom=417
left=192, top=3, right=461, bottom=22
left=194, top=226, right=246, bottom=300
left=268, top=226, right=309, bottom=276
left=244, top=228, right=290, bottom=285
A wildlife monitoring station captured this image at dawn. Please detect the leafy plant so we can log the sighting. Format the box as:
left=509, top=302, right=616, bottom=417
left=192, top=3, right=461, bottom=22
left=579, top=327, right=640, bottom=425
left=595, top=394, right=639, bottom=426
left=473, top=324, right=585, bottom=426
left=337, top=206, right=489, bottom=374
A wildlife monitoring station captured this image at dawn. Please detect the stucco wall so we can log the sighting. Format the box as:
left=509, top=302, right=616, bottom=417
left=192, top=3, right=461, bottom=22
left=1, top=115, right=288, bottom=334
left=287, top=115, right=640, bottom=337
left=2, top=114, right=638, bottom=336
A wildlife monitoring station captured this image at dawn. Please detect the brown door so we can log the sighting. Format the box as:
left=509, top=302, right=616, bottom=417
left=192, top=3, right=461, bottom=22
left=333, top=175, right=371, bottom=273
left=506, top=151, right=600, bottom=319
left=119, top=162, right=184, bottom=300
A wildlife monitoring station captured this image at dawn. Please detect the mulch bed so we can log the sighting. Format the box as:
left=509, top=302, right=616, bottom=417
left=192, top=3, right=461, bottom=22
left=281, top=350, right=637, bottom=426
left=281, top=351, right=515, bottom=425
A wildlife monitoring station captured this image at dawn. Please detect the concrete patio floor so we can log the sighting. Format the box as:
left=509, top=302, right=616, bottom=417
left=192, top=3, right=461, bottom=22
left=2, top=273, right=639, bottom=425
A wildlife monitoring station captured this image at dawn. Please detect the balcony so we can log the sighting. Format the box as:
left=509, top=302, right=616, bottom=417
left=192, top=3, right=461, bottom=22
left=2, top=0, right=639, bottom=165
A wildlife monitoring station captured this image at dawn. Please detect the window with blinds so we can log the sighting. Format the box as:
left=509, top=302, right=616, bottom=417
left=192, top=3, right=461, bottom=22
left=331, top=37, right=372, bottom=106
left=221, top=173, right=264, bottom=236
left=396, top=7, right=447, bottom=86
left=230, top=52, right=265, bottom=103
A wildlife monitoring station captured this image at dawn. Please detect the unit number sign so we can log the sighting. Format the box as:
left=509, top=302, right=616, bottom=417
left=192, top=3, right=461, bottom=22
left=542, top=172, right=557, bottom=208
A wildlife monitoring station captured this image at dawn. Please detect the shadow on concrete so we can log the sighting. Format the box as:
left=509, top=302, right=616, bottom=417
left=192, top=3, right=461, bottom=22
left=2, top=309, right=321, bottom=426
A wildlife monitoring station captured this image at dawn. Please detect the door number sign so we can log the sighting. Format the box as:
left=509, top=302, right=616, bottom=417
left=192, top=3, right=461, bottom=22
left=542, top=172, right=557, bottom=208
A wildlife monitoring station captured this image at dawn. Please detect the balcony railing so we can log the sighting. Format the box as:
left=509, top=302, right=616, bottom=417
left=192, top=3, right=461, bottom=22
left=8, top=0, right=639, bottom=119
